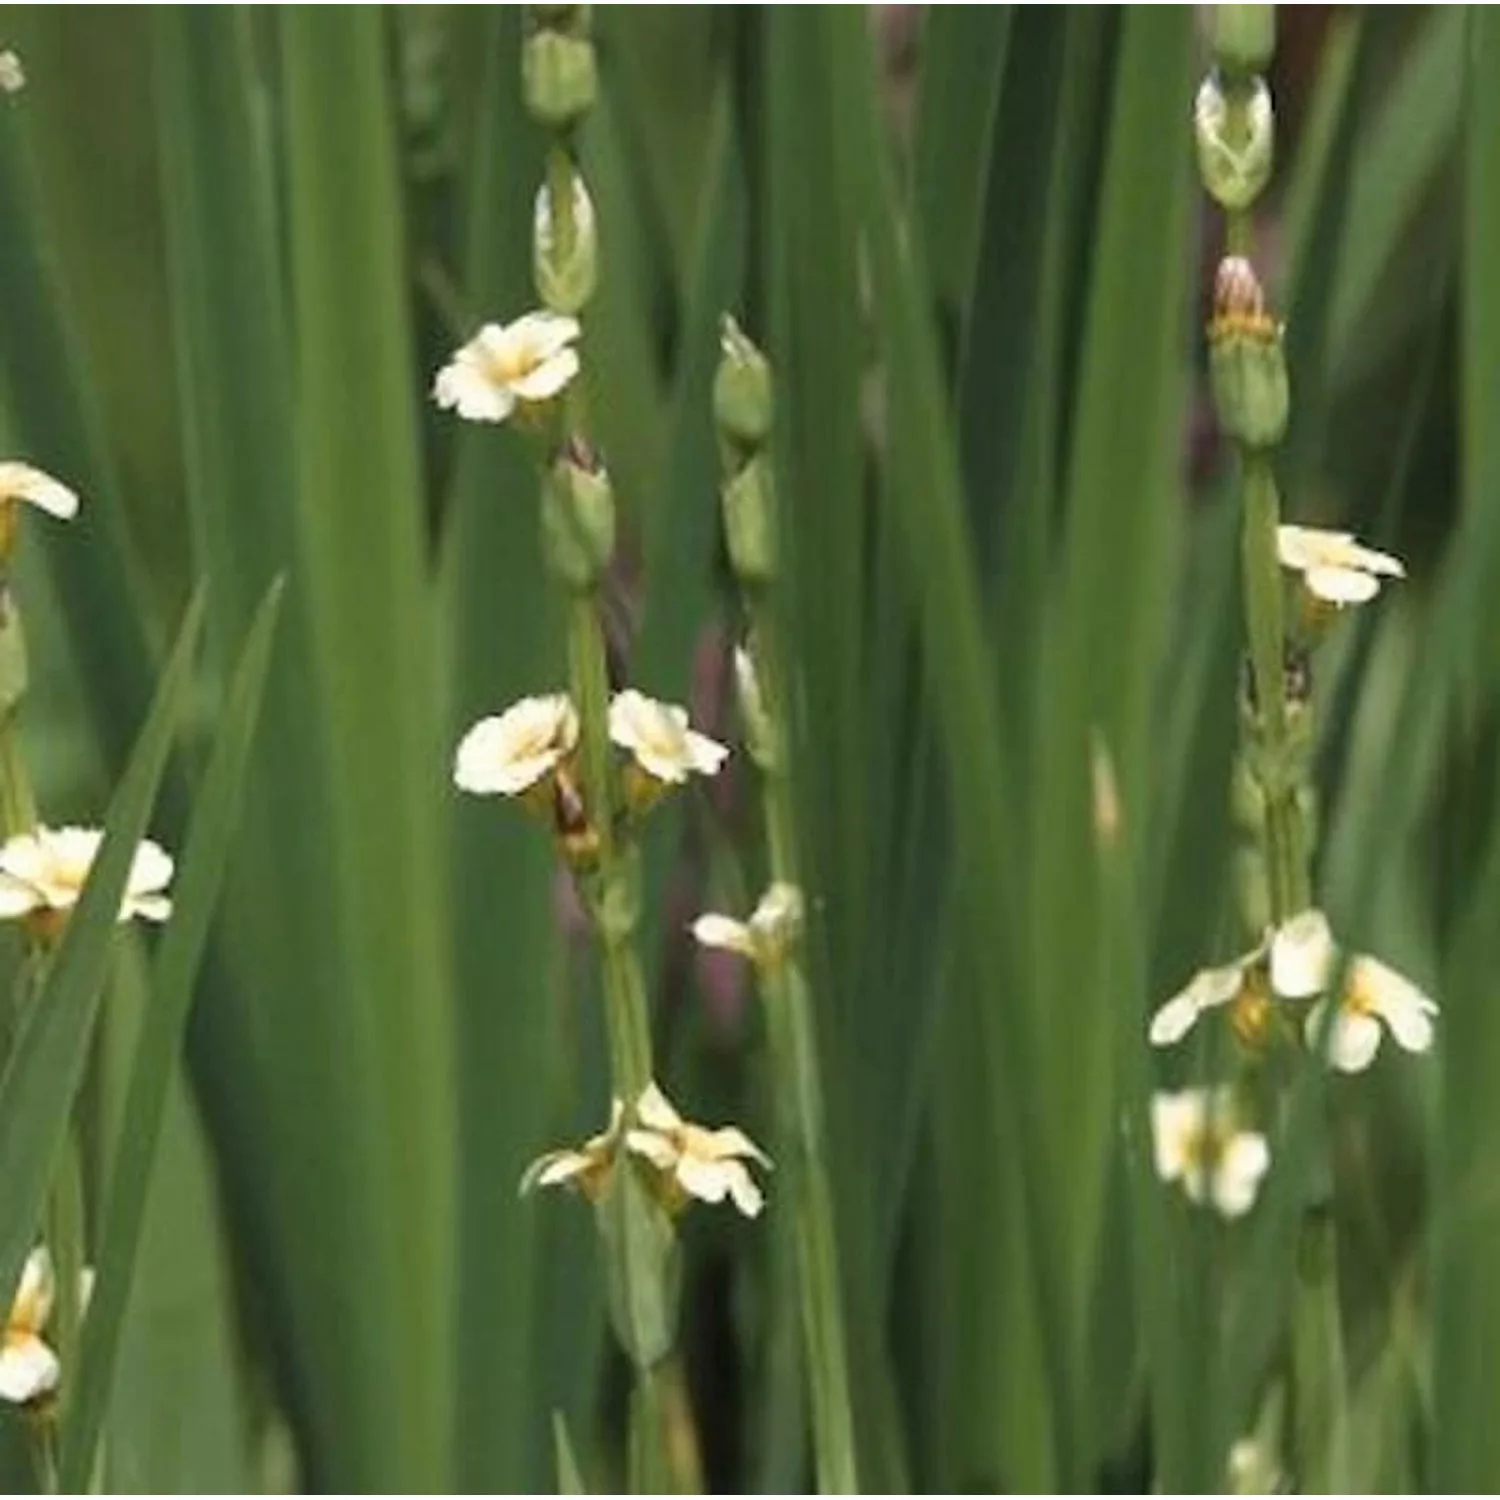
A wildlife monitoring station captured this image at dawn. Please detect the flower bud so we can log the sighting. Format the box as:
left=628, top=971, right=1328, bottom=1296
left=1195, top=72, right=1273, bottom=212
left=714, top=316, right=773, bottom=448
left=0, top=592, right=27, bottom=720
left=1208, top=257, right=1288, bottom=449
left=721, top=453, right=777, bottom=587
left=522, top=30, right=597, bottom=131
left=541, top=439, right=616, bottom=589
left=734, top=644, right=780, bottom=772
left=1210, top=7, right=1275, bottom=80
left=534, top=173, right=598, bottom=315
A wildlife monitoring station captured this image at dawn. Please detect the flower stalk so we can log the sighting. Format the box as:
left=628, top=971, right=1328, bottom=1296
left=713, top=317, right=858, bottom=1493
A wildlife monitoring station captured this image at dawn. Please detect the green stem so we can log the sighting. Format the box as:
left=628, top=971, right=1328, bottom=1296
left=566, top=594, right=652, bottom=1097
left=746, top=604, right=858, bottom=1493
left=1239, top=451, right=1307, bottom=922
left=0, top=718, right=36, bottom=836
left=47, top=1131, right=85, bottom=1409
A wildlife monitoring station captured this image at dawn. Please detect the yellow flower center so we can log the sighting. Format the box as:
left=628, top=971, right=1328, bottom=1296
left=485, top=341, right=541, bottom=389
left=1229, top=976, right=1273, bottom=1048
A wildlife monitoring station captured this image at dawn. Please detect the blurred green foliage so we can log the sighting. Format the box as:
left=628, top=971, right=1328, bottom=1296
left=0, top=5, right=1493, bottom=1492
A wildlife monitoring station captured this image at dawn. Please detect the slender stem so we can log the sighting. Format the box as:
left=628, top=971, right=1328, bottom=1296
left=746, top=599, right=858, bottom=1494
left=0, top=718, right=36, bottom=837
left=565, top=594, right=652, bottom=1097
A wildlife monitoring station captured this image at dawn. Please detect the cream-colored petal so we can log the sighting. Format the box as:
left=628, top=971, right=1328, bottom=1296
left=634, top=1081, right=684, bottom=1135
left=521, top=1150, right=591, bottom=1194
left=1270, top=909, right=1336, bottom=998
left=0, top=831, right=50, bottom=889
left=508, top=348, right=580, bottom=403
left=1212, top=1132, right=1271, bottom=1218
left=0, top=876, right=38, bottom=919
left=1148, top=991, right=1202, bottom=1046
left=454, top=703, right=572, bottom=797
left=432, top=361, right=517, bottom=424
left=691, top=914, right=755, bottom=958
left=0, top=52, right=24, bottom=94
left=129, top=838, right=175, bottom=896
left=0, top=1333, right=58, bottom=1405
left=1304, top=565, right=1379, bottom=606
left=1354, top=957, right=1437, bottom=1054
left=674, top=1153, right=738, bottom=1208
left=684, top=728, right=730, bottom=777
left=0, top=461, right=79, bottom=520
left=1315, top=1005, right=1382, bottom=1073
left=1150, top=1092, right=1198, bottom=1183
left=11, top=1247, right=54, bottom=1334
left=722, top=1161, right=766, bottom=1219
left=127, top=892, right=173, bottom=923
left=699, top=1125, right=772, bottom=1169
left=1149, top=961, right=1247, bottom=1046
left=624, top=1128, right=679, bottom=1171
left=506, top=311, right=581, bottom=364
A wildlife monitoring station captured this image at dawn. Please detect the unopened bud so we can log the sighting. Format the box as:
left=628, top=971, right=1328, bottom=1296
left=1195, top=72, right=1273, bottom=212
left=534, top=173, right=598, bottom=315
left=541, top=439, right=616, bottom=589
left=721, top=453, right=777, bottom=587
left=1210, top=7, right=1275, bottom=80
left=1208, top=257, right=1287, bottom=449
left=523, top=30, right=597, bottom=131
left=0, top=592, right=26, bottom=719
left=714, top=316, right=773, bottom=448
left=734, top=645, right=779, bottom=772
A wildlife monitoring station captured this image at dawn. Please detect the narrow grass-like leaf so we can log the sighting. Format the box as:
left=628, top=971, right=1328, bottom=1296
left=553, top=1409, right=588, bottom=1496
left=59, top=580, right=282, bottom=1492
left=0, top=589, right=202, bottom=1321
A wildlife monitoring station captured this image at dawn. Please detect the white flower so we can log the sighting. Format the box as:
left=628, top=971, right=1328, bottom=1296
left=1149, top=943, right=1275, bottom=1048
left=0, top=51, right=24, bottom=94
left=609, top=689, right=729, bottom=785
left=1277, top=524, right=1405, bottom=607
left=1270, top=908, right=1438, bottom=1073
left=0, top=826, right=173, bottom=925
left=520, top=1100, right=623, bottom=1203
left=625, top=1082, right=771, bottom=1219
left=454, top=693, right=578, bottom=797
left=1151, top=1087, right=1270, bottom=1219
left=432, top=311, right=581, bottom=424
left=0, top=1247, right=92, bottom=1406
left=692, top=882, right=804, bottom=969
left=0, top=461, right=78, bottom=521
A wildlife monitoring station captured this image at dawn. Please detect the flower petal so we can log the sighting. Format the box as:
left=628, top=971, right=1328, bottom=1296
left=520, top=1150, right=590, bottom=1195
left=684, top=729, right=730, bottom=778
left=127, top=893, right=173, bottom=923
left=0, top=875, right=38, bottom=919
left=0, top=461, right=79, bottom=520
left=699, top=1125, right=772, bottom=1169
left=624, top=1129, right=678, bottom=1171
left=1309, top=1003, right=1382, bottom=1073
left=509, top=348, right=580, bottom=403
left=0, top=1332, right=59, bottom=1405
left=1305, top=565, right=1379, bottom=606
left=1212, top=1132, right=1271, bottom=1218
left=1270, top=909, right=1336, bottom=997
left=1353, top=957, right=1437, bottom=1054
left=634, top=1081, right=684, bottom=1135
left=1150, top=1091, right=1197, bottom=1183
left=1148, top=960, right=1246, bottom=1046
left=691, top=914, right=754, bottom=958
left=11, top=1246, right=54, bottom=1334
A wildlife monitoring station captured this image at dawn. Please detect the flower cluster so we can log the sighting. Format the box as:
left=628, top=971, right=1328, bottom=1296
left=523, top=1081, right=771, bottom=1220
left=1150, top=907, right=1436, bottom=1074
left=452, top=687, right=727, bottom=841
left=1149, top=910, right=1437, bottom=1218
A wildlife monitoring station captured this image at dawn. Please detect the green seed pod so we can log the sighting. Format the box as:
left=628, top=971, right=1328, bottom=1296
left=595, top=1155, right=680, bottom=1372
left=721, top=452, right=777, bottom=587
left=1195, top=72, right=1274, bottom=212
left=714, top=315, right=773, bottom=448
left=541, top=442, right=616, bottom=589
left=734, top=644, right=780, bottom=773
left=1208, top=258, right=1288, bottom=450
left=534, top=174, right=598, bottom=315
left=0, top=593, right=26, bottom=720
left=1211, top=6, right=1275, bottom=80
left=522, top=30, right=597, bottom=131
